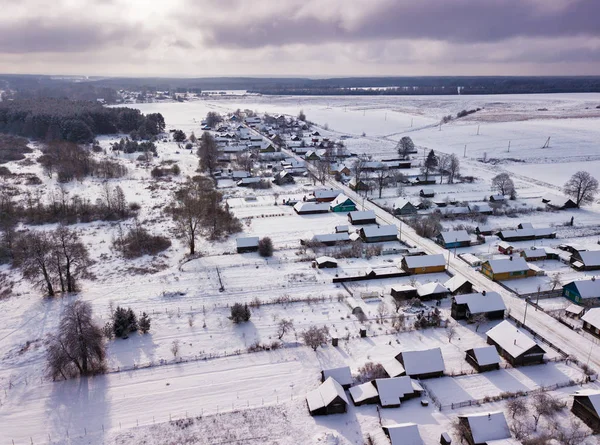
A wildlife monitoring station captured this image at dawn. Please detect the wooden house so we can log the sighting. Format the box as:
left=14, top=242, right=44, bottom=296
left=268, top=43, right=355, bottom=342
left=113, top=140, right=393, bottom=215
left=348, top=210, right=376, bottom=225
left=321, top=366, right=353, bottom=389
left=457, top=411, right=511, bottom=445
left=520, top=247, right=547, bottom=262
left=330, top=194, right=357, bottom=213
left=348, top=382, right=379, bottom=406
left=420, top=189, right=435, bottom=198
left=313, top=189, right=342, bottom=202
left=486, top=320, right=546, bottom=366
left=383, top=423, right=424, bottom=445
left=571, top=390, right=600, bottom=433
left=373, top=377, right=423, bottom=408
left=571, top=251, right=600, bottom=271
left=306, top=377, right=348, bottom=416
left=236, top=237, right=259, bottom=253
left=489, top=195, right=506, bottom=203
left=582, top=308, right=600, bottom=339
left=542, top=194, right=578, bottom=210
left=395, top=348, right=445, bottom=379
left=237, top=177, right=263, bottom=187
left=475, top=225, right=494, bottom=236
left=497, top=226, right=556, bottom=242
left=314, top=256, right=338, bottom=269
left=451, top=291, right=506, bottom=320
left=359, top=225, right=398, bottom=243
left=465, top=346, right=501, bottom=372
left=393, top=198, right=418, bottom=216
left=444, top=275, right=473, bottom=295
left=497, top=241, right=515, bottom=255
left=400, top=254, right=446, bottom=275
left=293, top=202, right=330, bottom=215
left=416, top=282, right=449, bottom=301
left=562, top=278, right=600, bottom=305
left=481, top=257, right=534, bottom=281
left=272, top=171, right=295, bottom=185
left=349, top=177, right=369, bottom=191
left=436, top=230, right=471, bottom=249
left=390, top=285, right=418, bottom=300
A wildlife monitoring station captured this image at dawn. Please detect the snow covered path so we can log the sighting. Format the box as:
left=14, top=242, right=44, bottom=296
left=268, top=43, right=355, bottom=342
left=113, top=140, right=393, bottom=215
left=0, top=351, right=320, bottom=444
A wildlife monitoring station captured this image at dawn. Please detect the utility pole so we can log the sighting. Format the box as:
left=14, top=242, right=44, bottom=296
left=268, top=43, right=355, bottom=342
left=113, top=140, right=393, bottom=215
left=523, top=298, right=529, bottom=326
left=463, top=144, right=467, bottom=158
left=477, top=125, right=480, bottom=136
left=507, top=140, right=511, bottom=153
left=410, top=118, right=413, bottom=127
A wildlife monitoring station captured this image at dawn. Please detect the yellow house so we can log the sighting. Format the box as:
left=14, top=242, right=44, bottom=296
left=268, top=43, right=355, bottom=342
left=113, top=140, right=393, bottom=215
left=481, top=257, right=534, bottom=281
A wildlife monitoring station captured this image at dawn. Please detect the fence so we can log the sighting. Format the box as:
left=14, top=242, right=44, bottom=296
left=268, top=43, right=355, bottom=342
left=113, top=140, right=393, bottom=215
left=520, top=289, right=562, bottom=300
left=506, top=313, right=571, bottom=358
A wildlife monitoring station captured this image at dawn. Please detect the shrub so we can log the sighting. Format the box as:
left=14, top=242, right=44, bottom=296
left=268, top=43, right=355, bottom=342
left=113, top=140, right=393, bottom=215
left=139, top=312, right=151, bottom=333
left=258, top=237, right=274, bottom=257
left=356, top=362, right=387, bottom=383
left=112, top=306, right=138, bottom=338
left=230, top=303, right=251, bottom=323
left=113, top=225, right=171, bottom=258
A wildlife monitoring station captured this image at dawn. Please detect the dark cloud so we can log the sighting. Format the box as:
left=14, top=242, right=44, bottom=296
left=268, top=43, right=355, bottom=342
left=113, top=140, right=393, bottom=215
left=199, top=0, right=600, bottom=48
left=0, top=19, right=143, bottom=53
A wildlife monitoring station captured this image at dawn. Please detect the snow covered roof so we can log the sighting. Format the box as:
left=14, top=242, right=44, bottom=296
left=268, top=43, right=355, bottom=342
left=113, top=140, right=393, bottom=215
left=582, top=308, right=600, bottom=330
left=394, top=198, right=417, bottom=209
left=322, top=366, right=353, bottom=387
left=349, top=382, right=378, bottom=404
left=361, top=225, right=398, bottom=238
left=571, top=390, right=600, bottom=416
left=454, top=292, right=506, bottom=314
left=236, top=237, right=259, bottom=248
left=400, top=348, right=445, bottom=376
left=459, top=411, right=511, bottom=444
left=314, top=189, right=342, bottom=199
left=231, top=170, right=251, bottom=178
left=490, top=195, right=506, bottom=201
left=391, top=284, right=417, bottom=293
left=521, top=247, right=547, bottom=259
left=330, top=194, right=353, bottom=207
left=485, top=257, right=529, bottom=274
left=499, top=227, right=556, bottom=239
left=335, top=225, right=349, bottom=232
left=294, top=202, right=331, bottom=213
left=417, top=282, right=448, bottom=297
left=442, top=206, right=470, bottom=215
left=349, top=210, right=376, bottom=221
left=469, top=203, right=493, bottom=213
left=382, top=359, right=406, bottom=378
left=542, top=194, right=576, bottom=208
left=316, top=256, right=338, bottom=265
left=238, top=177, right=262, bottom=185
left=565, top=304, right=585, bottom=315
left=384, top=423, right=424, bottom=445
left=470, top=346, right=501, bottom=366
left=312, top=233, right=350, bottom=243
left=486, top=321, right=546, bottom=358
left=375, top=377, right=416, bottom=407
left=439, top=230, right=471, bottom=244
left=578, top=251, right=600, bottom=267
left=402, top=254, right=446, bottom=269
left=444, top=274, right=469, bottom=292
left=306, top=377, right=348, bottom=412
left=566, top=278, right=600, bottom=299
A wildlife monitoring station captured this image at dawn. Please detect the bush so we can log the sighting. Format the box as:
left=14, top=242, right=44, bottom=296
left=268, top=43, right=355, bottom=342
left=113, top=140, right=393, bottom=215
left=112, top=306, right=138, bottom=338
left=139, top=312, right=151, bottom=334
left=230, top=303, right=251, bottom=323
left=356, top=362, right=387, bottom=383
left=113, top=225, right=171, bottom=258
left=258, top=237, right=274, bottom=257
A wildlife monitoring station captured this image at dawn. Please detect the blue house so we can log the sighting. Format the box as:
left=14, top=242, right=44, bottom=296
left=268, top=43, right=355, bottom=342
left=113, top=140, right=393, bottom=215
left=563, top=278, right=600, bottom=304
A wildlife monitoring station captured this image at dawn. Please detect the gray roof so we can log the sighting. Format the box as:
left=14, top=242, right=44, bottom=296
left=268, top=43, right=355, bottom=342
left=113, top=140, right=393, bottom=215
left=454, top=292, right=506, bottom=314
left=349, top=210, right=376, bottom=221
left=439, top=230, right=471, bottom=244
left=567, top=278, right=600, bottom=299
left=582, top=308, right=600, bottom=330
left=578, top=251, right=600, bottom=267
left=385, top=423, right=423, bottom=445
left=322, top=366, right=352, bottom=387
left=361, top=225, right=398, bottom=238
left=486, top=321, right=545, bottom=358
left=400, top=348, right=445, bottom=376
left=485, top=257, right=529, bottom=274
left=236, top=237, right=259, bottom=248
left=470, top=346, right=501, bottom=366
left=313, top=233, right=351, bottom=243
left=459, top=411, right=511, bottom=444
left=403, top=254, right=446, bottom=269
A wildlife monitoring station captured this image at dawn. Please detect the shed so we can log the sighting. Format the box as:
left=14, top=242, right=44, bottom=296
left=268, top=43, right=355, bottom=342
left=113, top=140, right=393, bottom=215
left=273, top=171, right=295, bottom=185
left=497, top=227, right=556, bottom=242
left=582, top=308, right=600, bottom=339
left=486, top=321, right=546, bottom=366
left=322, top=366, right=353, bottom=389
left=417, top=282, right=449, bottom=301
left=465, top=346, right=501, bottom=372
left=457, top=411, right=511, bottom=445
left=359, top=225, right=398, bottom=243
left=451, top=292, right=506, bottom=320
left=374, top=377, right=423, bottom=407
left=571, top=390, right=600, bottom=433
left=314, top=256, right=338, bottom=269
left=383, top=423, right=424, bottom=445
left=489, top=195, right=506, bottom=203
left=520, top=247, right=547, bottom=262
left=497, top=241, right=515, bottom=255
left=481, top=257, right=534, bottom=281
left=237, top=177, right=263, bottom=187
left=313, top=189, right=343, bottom=202
left=401, top=254, right=446, bottom=275
left=308, top=233, right=351, bottom=246
left=349, top=382, right=379, bottom=406
left=236, top=236, right=260, bottom=253
left=420, top=189, right=435, bottom=198
left=436, top=230, right=471, bottom=249
left=475, top=225, right=494, bottom=236
left=393, top=198, right=418, bottom=216
left=306, top=377, right=349, bottom=416
left=330, top=194, right=357, bottom=213
left=391, top=284, right=418, bottom=300
left=348, top=210, right=377, bottom=225
left=562, top=278, right=600, bottom=304
left=395, top=348, right=445, bottom=379
left=335, top=225, right=349, bottom=233
left=469, top=203, right=493, bottom=215
left=349, top=177, right=369, bottom=191
left=571, top=251, right=600, bottom=271
left=444, top=275, right=473, bottom=295
left=565, top=303, right=585, bottom=319
left=294, top=202, right=330, bottom=215
left=542, top=194, right=578, bottom=210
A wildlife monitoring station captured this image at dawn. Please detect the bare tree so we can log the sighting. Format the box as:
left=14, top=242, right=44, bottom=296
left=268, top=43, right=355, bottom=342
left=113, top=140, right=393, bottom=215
left=47, top=301, right=106, bottom=380
left=277, top=318, right=294, bottom=340
left=552, top=419, right=590, bottom=445
left=396, top=136, right=414, bottom=159
left=531, top=393, right=564, bottom=430
left=301, top=325, right=329, bottom=351
left=507, top=398, right=527, bottom=419
left=446, top=324, right=457, bottom=343
left=491, top=173, right=515, bottom=197
left=437, top=154, right=450, bottom=184
left=448, top=154, right=460, bottom=184
left=377, top=301, right=389, bottom=323
left=14, top=230, right=56, bottom=296
left=564, top=171, right=599, bottom=208
left=471, top=313, right=487, bottom=332
left=197, top=132, right=219, bottom=176
left=374, top=166, right=389, bottom=198
left=52, top=225, right=91, bottom=293
left=172, top=181, right=208, bottom=255
left=550, top=273, right=562, bottom=291
left=315, top=160, right=329, bottom=185
left=171, top=340, right=180, bottom=358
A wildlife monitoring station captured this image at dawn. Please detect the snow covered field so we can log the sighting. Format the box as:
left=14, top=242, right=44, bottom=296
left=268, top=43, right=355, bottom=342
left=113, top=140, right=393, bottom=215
left=2, top=93, right=600, bottom=444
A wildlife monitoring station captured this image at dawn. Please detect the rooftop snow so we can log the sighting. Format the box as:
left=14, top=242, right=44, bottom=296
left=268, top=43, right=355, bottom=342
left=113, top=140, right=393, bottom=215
left=402, top=254, right=446, bottom=269
left=375, top=377, right=416, bottom=407
left=578, top=251, right=600, bottom=267
left=312, top=233, right=351, bottom=243
left=314, top=189, right=342, bottom=199
left=572, top=390, right=600, bottom=416
left=349, top=382, right=379, bottom=404
left=306, top=377, right=348, bottom=412
left=485, top=257, right=530, bottom=274
left=236, top=237, right=259, bottom=248
left=444, top=274, right=469, bottom=292
left=294, top=202, right=330, bottom=213
left=454, top=292, right=506, bottom=314
left=361, top=225, right=398, bottom=238
left=470, top=346, right=501, bottom=366
left=439, top=230, right=471, bottom=244
left=582, top=308, right=600, bottom=330
left=459, top=411, right=511, bottom=444
left=417, top=282, right=448, bottom=297
left=486, top=321, right=546, bottom=358
left=315, top=256, right=337, bottom=265
left=566, top=278, right=600, bottom=298
left=400, top=348, right=445, bottom=376
left=382, top=359, right=406, bottom=378
left=348, top=210, right=376, bottom=220
left=322, top=366, right=352, bottom=387
left=385, top=423, right=424, bottom=445
left=330, top=194, right=353, bottom=207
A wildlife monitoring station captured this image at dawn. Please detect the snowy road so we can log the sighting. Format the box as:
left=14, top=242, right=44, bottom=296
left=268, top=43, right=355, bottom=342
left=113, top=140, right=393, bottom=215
left=0, top=351, right=319, bottom=444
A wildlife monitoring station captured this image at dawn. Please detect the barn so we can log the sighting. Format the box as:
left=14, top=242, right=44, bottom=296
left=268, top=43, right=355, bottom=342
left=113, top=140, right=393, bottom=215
left=465, top=346, right=501, bottom=372
left=420, top=189, right=435, bottom=198
left=359, top=225, right=398, bottom=243
left=451, top=291, right=506, bottom=320
left=314, top=256, right=338, bottom=269
left=236, top=237, right=260, bottom=253
left=444, top=275, right=473, bottom=295
left=457, top=411, right=512, bottom=445
left=400, top=254, right=446, bottom=275
left=306, top=377, right=348, bottom=416
left=391, top=284, right=418, bottom=300
left=349, top=382, right=380, bottom=406
left=486, top=321, right=546, bottom=366
left=348, top=210, right=377, bottom=225
left=395, top=348, right=445, bottom=379
left=571, top=390, right=600, bottom=433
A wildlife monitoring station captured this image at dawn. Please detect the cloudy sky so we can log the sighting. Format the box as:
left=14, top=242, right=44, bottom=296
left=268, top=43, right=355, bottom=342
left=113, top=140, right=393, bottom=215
left=2, top=0, right=599, bottom=77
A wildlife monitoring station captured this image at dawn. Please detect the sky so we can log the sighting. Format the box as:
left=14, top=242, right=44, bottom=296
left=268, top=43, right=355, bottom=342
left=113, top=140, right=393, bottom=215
left=1, top=0, right=600, bottom=77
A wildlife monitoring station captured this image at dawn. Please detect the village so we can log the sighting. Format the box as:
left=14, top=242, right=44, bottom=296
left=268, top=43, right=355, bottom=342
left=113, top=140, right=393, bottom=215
left=1, top=94, right=600, bottom=445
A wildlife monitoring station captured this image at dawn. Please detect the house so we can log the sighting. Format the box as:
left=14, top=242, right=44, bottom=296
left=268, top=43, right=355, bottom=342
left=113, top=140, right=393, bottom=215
left=231, top=170, right=251, bottom=180
left=542, top=194, right=578, bottom=210
left=309, top=233, right=351, bottom=246
left=382, top=358, right=407, bottom=378
left=391, top=285, right=418, bottom=300
left=436, top=230, right=471, bottom=249
left=395, top=348, right=445, bottom=379
left=314, top=256, right=338, bottom=269
left=444, top=275, right=473, bottom=295
left=562, top=278, right=600, bottom=304
left=330, top=194, right=357, bottom=213
left=571, top=390, right=600, bottom=433
left=481, top=257, right=534, bottom=281
left=465, top=346, right=501, bottom=372
left=304, top=150, right=321, bottom=161
left=236, top=236, right=260, bottom=254
left=272, top=171, right=295, bottom=185
left=294, top=202, right=330, bottom=215
left=457, top=411, right=511, bottom=445
left=383, top=423, right=424, bottom=445
left=313, top=189, right=343, bottom=202
left=348, top=210, right=376, bottom=225
left=497, top=226, right=556, bottom=242
left=486, top=320, right=546, bottom=366
left=469, top=203, right=493, bottom=215
left=359, top=225, right=398, bottom=243
left=582, top=308, right=600, bottom=339
left=400, top=254, right=446, bottom=275
left=416, top=282, right=449, bottom=301
left=565, top=303, right=585, bottom=319
left=306, top=377, right=348, bottom=416
left=497, top=241, right=515, bottom=255
left=571, top=251, right=600, bottom=271
left=393, top=198, right=418, bottom=216
left=330, top=163, right=351, bottom=176
left=489, top=195, right=506, bottom=203
left=335, top=225, right=349, bottom=233
left=520, top=247, right=547, bottom=262
left=451, top=292, right=506, bottom=320
left=420, top=189, right=435, bottom=198
left=349, top=382, right=379, bottom=406
left=237, top=177, right=263, bottom=187
left=349, top=177, right=369, bottom=191
left=440, top=206, right=471, bottom=218
left=374, top=377, right=423, bottom=408
left=322, top=366, right=353, bottom=389
left=475, top=225, right=495, bottom=236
